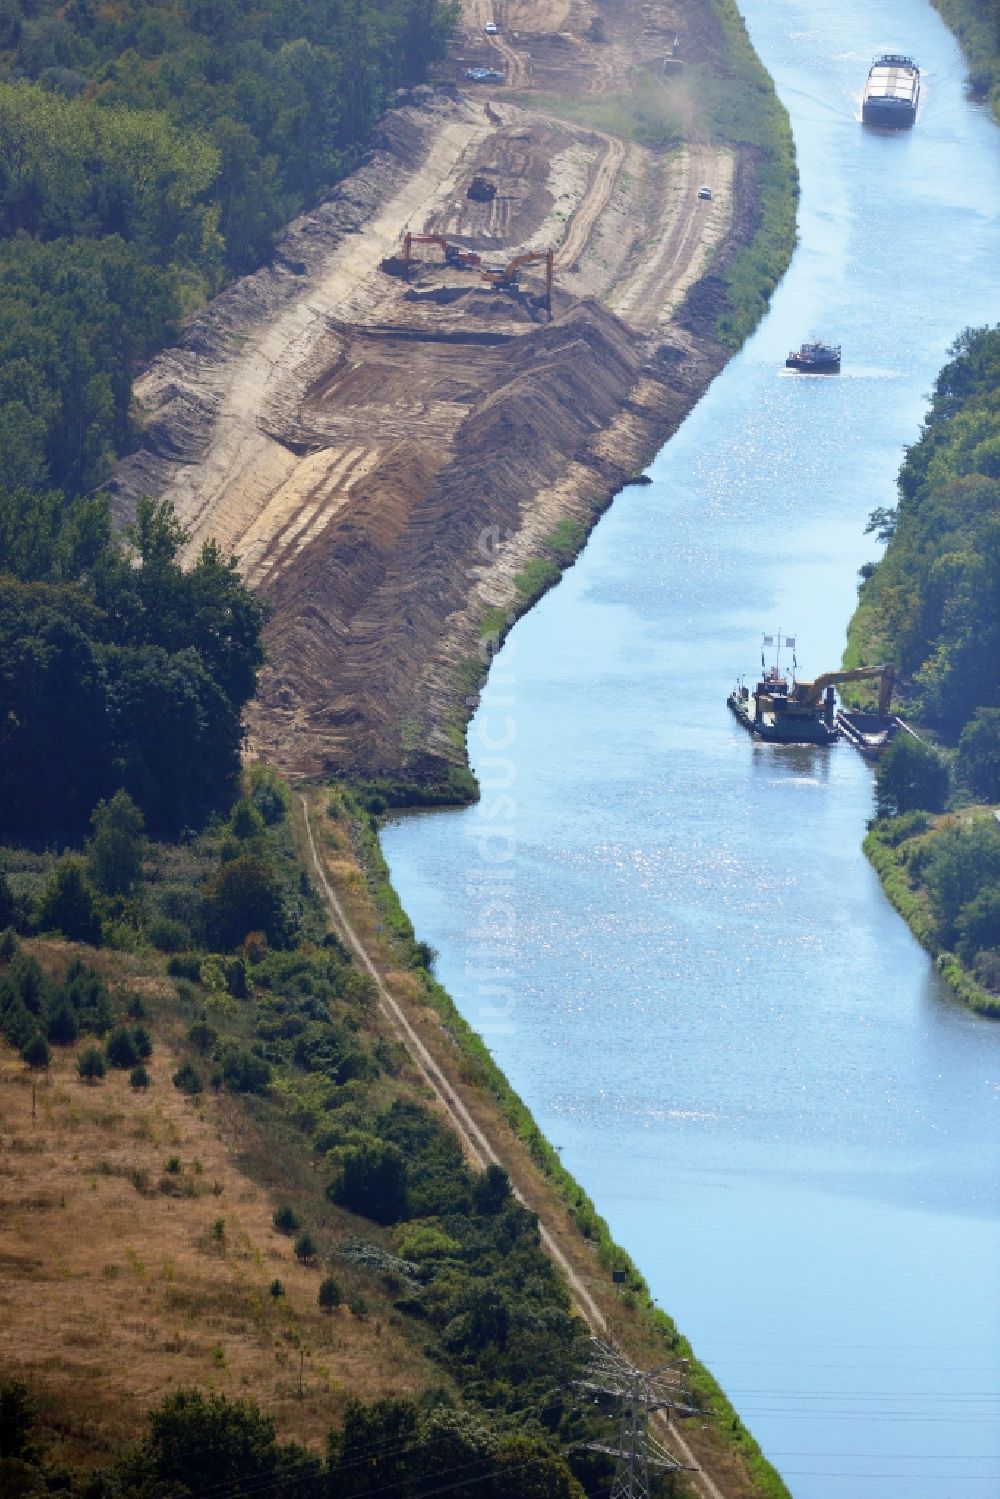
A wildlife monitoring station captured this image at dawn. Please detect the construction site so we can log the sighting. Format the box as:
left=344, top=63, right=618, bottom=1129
left=109, top=0, right=763, bottom=784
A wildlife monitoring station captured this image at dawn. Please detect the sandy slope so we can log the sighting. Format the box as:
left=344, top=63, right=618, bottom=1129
left=110, top=0, right=755, bottom=780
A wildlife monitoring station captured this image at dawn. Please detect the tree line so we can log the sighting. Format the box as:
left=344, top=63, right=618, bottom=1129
left=851, top=325, right=1000, bottom=1008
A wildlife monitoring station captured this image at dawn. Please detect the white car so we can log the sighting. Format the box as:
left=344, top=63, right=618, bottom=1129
left=484, top=21, right=499, bottom=34
left=697, top=185, right=713, bottom=200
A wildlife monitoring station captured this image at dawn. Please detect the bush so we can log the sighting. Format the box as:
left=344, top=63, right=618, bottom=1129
left=328, top=1136, right=409, bottom=1225
left=37, top=858, right=103, bottom=945
left=293, top=1231, right=317, bottom=1264
left=88, top=790, right=145, bottom=897
left=958, top=708, right=1000, bottom=801
left=78, top=1045, right=106, bottom=1082
left=47, top=998, right=79, bottom=1044
left=187, top=1021, right=218, bottom=1055
left=269, top=1279, right=284, bottom=1299
left=272, top=1204, right=299, bottom=1235
left=875, top=735, right=950, bottom=818
left=130, top=1064, right=150, bottom=1090
left=173, top=1061, right=203, bottom=1095
left=148, top=917, right=192, bottom=953
left=106, top=1027, right=139, bottom=1069
left=216, top=1043, right=270, bottom=1095
left=318, top=1276, right=342, bottom=1311
left=132, top=1024, right=153, bottom=1060
left=21, top=1033, right=50, bottom=1069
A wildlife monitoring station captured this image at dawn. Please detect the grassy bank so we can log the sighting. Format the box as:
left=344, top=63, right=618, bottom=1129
left=704, top=0, right=797, bottom=345
left=864, top=817, right=1000, bottom=1018
left=340, top=788, right=792, bottom=1499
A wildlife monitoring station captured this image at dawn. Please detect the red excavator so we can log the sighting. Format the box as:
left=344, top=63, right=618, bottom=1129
left=480, top=248, right=554, bottom=313
left=401, top=232, right=482, bottom=270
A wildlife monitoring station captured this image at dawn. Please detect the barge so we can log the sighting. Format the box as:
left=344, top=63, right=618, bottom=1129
left=786, top=340, right=841, bottom=374
left=729, top=640, right=896, bottom=748
left=862, top=54, right=920, bottom=128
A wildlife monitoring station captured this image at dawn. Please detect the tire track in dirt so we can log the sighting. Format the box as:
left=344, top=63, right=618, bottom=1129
left=299, top=793, right=728, bottom=1499
left=556, top=131, right=626, bottom=269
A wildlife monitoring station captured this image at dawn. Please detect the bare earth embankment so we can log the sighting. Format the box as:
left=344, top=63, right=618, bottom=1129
left=108, top=0, right=757, bottom=785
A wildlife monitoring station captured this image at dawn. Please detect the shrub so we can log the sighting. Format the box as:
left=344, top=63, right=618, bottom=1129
left=187, top=1020, right=218, bottom=1055
left=0, top=927, right=17, bottom=961
left=125, top=994, right=147, bottom=1019
left=958, top=708, right=1000, bottom=801
left=130, top=1064, right=150, bottom=1090
left=22, top=1033, right=50, bottom=1069
left=216, top=1043, right=270, bottom=1094
left=0, top=1377, right=36, bottom=1461
left=293, top=1231, right=317, bottom=1264
left=106, top=1027, right=139, bottom=1069
left=318, top=1276, right=342, bottom=1311
left=173, top=1061, right=203, bottom=1095
left=132, top=1024, right=153, bottom=1060
left=875, top=735, right=950, bottom=819
left=269, top=1279, right=284, bottom=1299
left=328, top=1136, right=409, bottom=1225
left=148, top=917, right=192, bottom=953
left=272, top=1204, right=299, bottom=1235
left=37, top=858, right=103, bottom=945
left=167, top=954, right=204, bottom=982
left=88, top=790, right=145, bottom=897
left=47, top=998, right=80, bottom=1044
left=78, top=1046, right=106, bottom=1082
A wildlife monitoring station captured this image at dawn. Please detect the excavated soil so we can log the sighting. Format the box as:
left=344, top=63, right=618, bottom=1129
left=109, top=0, right=761, bottom=784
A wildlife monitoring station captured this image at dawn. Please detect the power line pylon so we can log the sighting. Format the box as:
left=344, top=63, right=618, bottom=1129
left=577, top=1338, right=698, bottom=1499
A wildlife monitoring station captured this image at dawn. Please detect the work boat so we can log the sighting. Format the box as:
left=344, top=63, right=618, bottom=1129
left=728, top=637, right=896, bottom=747
left=785, top=339, right=841, bottom=373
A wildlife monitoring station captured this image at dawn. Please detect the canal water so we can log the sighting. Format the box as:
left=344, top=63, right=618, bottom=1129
left=382, top=1, right=1000, bottom=1494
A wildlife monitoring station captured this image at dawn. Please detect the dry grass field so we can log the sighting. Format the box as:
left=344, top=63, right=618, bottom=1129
left=0, top=957, right=433, bottom=1469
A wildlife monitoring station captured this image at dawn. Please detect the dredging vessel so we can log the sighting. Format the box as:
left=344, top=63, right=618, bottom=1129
left=728, top=637, right=895, bottom=746
left=862, top=54, right=920, bottom=128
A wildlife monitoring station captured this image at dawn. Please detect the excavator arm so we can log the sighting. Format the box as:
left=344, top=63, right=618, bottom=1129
left=793, top=665, right=894, bottom=714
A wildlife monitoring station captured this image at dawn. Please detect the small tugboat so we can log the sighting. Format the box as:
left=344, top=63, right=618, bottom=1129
left=729, top=639, right=897, bottom=747
left=862, top=54, right=920, bottom=128
left=785, top=339, right=841, bottom=374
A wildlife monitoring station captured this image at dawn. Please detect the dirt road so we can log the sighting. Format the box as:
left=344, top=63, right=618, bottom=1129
left=110, top=0, right=755, bottom=782
left=299, top=794, right=728, bottom=1499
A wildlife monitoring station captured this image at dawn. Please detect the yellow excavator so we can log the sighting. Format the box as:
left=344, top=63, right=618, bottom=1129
left=792, top=664, right=895, bottom=717
left=732, top=663, right=894, bottom=744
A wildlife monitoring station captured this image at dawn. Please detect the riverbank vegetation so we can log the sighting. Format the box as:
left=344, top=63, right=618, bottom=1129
left=846, top=324, right=1000, bottom=1015
left=703, top=0, right=797, bottom=347
left=0, top=767, right=792, bottom=1497
left=932, top=0, right=1000, bottom=120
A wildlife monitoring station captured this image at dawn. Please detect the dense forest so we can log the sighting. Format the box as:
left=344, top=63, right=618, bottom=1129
left=848, top=325, right=1000, bottom=1012
left=0, top=0, right=456, bottom=838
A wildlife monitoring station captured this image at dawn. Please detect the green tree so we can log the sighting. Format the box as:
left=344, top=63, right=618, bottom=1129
left=106, top=1027, right=139, bottom=1069
left=293, top=1230, right=317, bottom=1264
left=958, top=708, right=1000, bottom=801
left=77, top=1044, right=106, bottom=1082
left=205, top=854, right=286, bottom=950
left=88, top=789, right=145, bottom=896
left=955, top=885, right=1000, bottom=965
left=875, top=736, right=950, bottom=819
left=21, top=1032, right=50, bottom=1070
left=145, top=1390, right=278, bottom=1496
left=37, top=857, right=103, bottom=945
left=329, top=1136, right=409, bottom=1225
left=318, top=1275, right=341, bottom=1311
